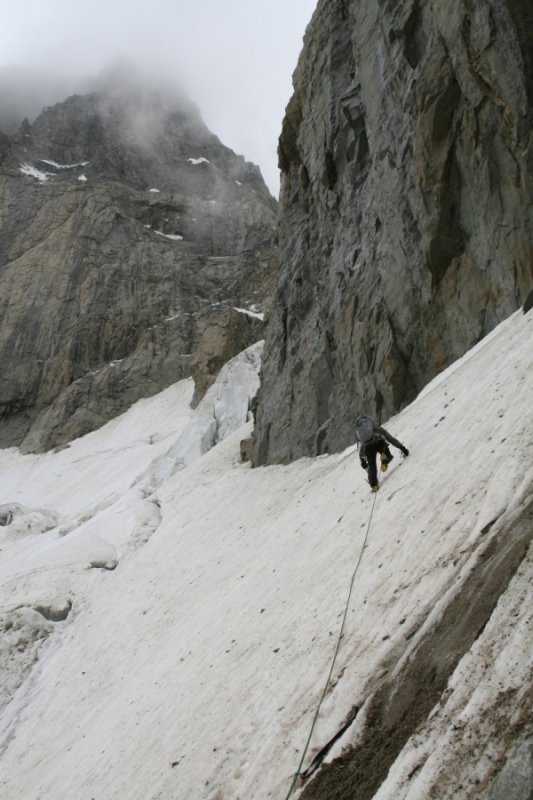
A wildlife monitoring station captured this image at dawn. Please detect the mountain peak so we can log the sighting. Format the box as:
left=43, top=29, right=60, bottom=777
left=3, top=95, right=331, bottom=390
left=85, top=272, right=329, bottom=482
left=0, top=70, right=276, bottom=451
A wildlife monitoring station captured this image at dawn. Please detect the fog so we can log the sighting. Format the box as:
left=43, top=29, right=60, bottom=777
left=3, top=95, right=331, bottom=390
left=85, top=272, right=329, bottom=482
left=0, top=0, right=318, bottom=194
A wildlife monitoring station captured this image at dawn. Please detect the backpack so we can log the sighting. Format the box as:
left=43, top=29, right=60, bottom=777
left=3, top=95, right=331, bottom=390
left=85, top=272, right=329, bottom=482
left=355, top=415, right=377, bottom=445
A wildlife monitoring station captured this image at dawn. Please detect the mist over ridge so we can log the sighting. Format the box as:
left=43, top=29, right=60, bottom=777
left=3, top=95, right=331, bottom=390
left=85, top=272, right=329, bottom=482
left=0, top=1, right=319, bottom=195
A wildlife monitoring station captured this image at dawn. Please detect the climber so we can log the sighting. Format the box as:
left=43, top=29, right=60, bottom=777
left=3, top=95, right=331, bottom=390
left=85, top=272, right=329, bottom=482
left=355, top=415, right=409, bottom=492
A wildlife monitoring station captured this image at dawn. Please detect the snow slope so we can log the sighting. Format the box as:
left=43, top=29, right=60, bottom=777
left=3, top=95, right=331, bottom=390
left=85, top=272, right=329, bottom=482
left=0, top=313, right=531, bottom=800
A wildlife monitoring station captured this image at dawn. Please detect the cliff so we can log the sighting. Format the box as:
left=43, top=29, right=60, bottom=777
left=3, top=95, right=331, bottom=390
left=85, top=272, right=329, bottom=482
left=251, top=0, right=532, bottom=465
left=0, top=71, right=276, bottom=451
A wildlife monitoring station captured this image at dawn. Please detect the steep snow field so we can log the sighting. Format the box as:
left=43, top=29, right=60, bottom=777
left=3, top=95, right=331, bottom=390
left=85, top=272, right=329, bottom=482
left=0, top=312, right=531, bottom=800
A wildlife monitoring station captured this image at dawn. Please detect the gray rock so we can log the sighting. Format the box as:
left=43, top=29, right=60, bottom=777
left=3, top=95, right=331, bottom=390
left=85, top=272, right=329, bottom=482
left=0, top=75, right=276, bottom=451
left=0, top=504, right=17, bottom=526
left=89, top=559, right=118, bottom=571
left=489, top=738, right=533, bottom=800
left=239, top=436, right=253, bottom=462
left=252, top=0, right=532, bottom=465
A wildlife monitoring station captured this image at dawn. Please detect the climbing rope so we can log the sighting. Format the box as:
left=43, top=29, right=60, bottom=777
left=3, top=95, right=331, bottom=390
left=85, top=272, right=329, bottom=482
left=284, top=491, right=378, bottom=800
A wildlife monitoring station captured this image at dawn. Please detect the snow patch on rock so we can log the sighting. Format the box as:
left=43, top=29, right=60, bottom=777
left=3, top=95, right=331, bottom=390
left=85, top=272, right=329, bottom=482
left=39, top=159, right=89, bottom=170
left=234, top=306, right=264, bottom=321
left=154, top=230, right=183, bottom=241
left=19, top=163, right=51, bottom=182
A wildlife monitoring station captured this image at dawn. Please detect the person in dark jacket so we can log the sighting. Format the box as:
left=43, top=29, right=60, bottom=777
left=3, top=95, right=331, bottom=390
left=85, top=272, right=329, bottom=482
left=355, top=415, right=409, bottom=492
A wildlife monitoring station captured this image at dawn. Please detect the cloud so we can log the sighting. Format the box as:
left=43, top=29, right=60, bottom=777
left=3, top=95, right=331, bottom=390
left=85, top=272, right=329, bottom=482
left=0, top=0, right=317, bottom=193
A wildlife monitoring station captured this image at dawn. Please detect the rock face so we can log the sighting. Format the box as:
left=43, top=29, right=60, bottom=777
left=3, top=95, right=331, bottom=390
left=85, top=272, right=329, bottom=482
left=0, top=70, right=276, bottom=451
left=251, top=0, right=532, bottom=465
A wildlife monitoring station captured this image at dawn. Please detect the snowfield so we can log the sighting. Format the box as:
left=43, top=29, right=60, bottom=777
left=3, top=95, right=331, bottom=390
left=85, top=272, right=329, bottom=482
left=0, top=312, right=531, bottom=800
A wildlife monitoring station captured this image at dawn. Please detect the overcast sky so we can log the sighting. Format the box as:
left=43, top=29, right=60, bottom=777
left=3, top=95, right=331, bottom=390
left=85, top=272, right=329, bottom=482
left=0, top=0, right=317, bottom=194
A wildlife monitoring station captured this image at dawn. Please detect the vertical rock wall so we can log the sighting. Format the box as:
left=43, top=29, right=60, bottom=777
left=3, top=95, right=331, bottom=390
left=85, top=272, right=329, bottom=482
left=0, top=83, right=276, bottom=451
left=252, top=0, right=532, bottom=465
